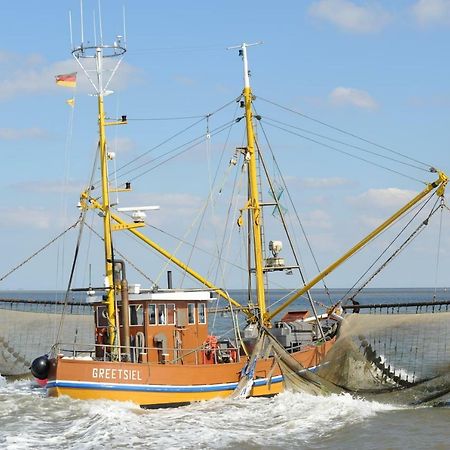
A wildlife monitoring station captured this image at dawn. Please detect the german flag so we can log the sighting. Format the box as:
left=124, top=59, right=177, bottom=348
left=55, top=72, right=77, bottom=88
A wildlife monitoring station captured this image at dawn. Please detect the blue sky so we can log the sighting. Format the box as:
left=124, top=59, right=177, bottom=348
left=0, top=0, right=450, bottom=292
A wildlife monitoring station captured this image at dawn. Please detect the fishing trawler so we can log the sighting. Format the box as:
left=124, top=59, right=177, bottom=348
left=29, top=16, right=450, bottom=407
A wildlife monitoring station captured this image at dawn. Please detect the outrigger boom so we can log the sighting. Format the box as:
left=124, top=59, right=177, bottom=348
left=269, top=170, right=448, bottom=320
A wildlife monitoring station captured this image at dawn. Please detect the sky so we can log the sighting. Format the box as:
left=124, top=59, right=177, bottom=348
left=0, top=0, right=450, bottom=293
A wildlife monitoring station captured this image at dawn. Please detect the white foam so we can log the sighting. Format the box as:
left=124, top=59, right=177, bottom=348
left=45, top=392, right=400, bottom=448
left=0, top=381, right=405, bottom=449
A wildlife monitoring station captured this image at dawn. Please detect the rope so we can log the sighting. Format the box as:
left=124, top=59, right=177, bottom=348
left=345, top=196, right=440, bottom=304
left=56, top=212, right=88, bottom=343
left=255, top=138, right=325, bottom=338
left=433, top=199, right=445, bottom=300
left=258, top=96, right=433, bottom=170
left=0, top=220, right=80, bottom=283
left=263, top=116, right=428, bottom=173
left=256, top=115, right=334, bottom=305
left=101, top=97, right=240, bottom=187
left=262, top=119, right=425, bottom=184
left=84, top=222, right=157, bottom=286
left=124, top=119, right=240, bottom=184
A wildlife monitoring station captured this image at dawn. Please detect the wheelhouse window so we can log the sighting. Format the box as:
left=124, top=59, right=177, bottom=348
left=158, top=304, right=167, bottom=325
left=167, top=304, right=175, bottom=325
left=148, top=304, right=156, bottom=325
left=198, top=303, right=206, bottom=324
left=129, top=304, right=144, bottom=326
left=188, top=303, right=195, bottom=324
left=96, top=305, right=108, bottom=327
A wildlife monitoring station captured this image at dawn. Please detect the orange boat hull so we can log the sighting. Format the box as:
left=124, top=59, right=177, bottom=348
left=46, top=340, right=333, bottom=407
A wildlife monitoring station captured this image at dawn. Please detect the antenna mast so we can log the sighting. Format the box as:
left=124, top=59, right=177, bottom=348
left=72, top=2, right=127, bottom=349
left=229, top=42, right=268, bottom=324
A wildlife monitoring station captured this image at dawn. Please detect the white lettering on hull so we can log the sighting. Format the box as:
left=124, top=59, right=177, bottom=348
left=92, top=367, right=143, bottom=381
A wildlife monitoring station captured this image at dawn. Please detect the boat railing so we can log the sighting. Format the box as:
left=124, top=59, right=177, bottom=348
left=342, top=299, right=450, bottom=314
left=54, top=341, right=240, bottom=365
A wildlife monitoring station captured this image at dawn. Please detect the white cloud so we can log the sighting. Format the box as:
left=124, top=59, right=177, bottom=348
left=0, top=52, right=139, bottom=101
left=302, top=209, right=333, bottom=230
left=329, top=86, right=378, bottom=110
left=309, top=0, right=391, bottom=33
left=308, top=232, right=340, bottom=252
left=0, top=127, right=48, bottom=140
left=108, top=137, right=137, bottom=155
left=299, top=177, right=353, bottom=188
left=0, top=207, right=52, bottom=229
left=349, top=187, right=418, bottom=210
left=411, top=0, right=450, bottom=26
left=12, top=180, right=83, bottom=194
left=118, top=192, right=203, bottom=228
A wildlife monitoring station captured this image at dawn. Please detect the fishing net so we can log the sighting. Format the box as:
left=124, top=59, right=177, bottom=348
left=237, top=308, right=450, bottom=406
left=317, top=311, right=450, bottom=405
left=0, top=304, right=93, bottom=376
left=231, top=327, right=341, bottom=399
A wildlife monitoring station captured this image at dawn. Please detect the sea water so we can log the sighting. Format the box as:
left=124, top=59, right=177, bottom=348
left=0, top=378, right=449, bottom=449
left=0, top=289, right=449, bottom=449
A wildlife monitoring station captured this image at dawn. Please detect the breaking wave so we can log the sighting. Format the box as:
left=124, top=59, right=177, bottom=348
left=0, top=379, right=398, bottom=449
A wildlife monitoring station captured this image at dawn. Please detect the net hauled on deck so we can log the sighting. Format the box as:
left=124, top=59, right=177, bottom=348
left=264, top=309, right=450, bottom=405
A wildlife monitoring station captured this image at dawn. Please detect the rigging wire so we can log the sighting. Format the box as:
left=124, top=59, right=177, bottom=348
left=110, top=96, right=239, bottom=181
left=255, top=116, right=334, bottom=305
left=128, top=219, right=248, bottom=274
left=180, top=114, right=214, bottom=287
left=433, top=198, right=445, bottom=300
left=55, top=210, right=88, bottom=343
left=0, top=221, right=80, bottom=283
left=88, top=118, right=239, bottom=200
left=127, top=115, right=206, bottom=121
left=56, top=138, right=105, bottom=343
left=262, top=120, right=425, bottom=185
left=113, top=116, right=206, bottom=178
left=263, top=116, right=428, bottom=173
left=84, top=222, right=157, bottom=286
left=258, top=96, right=433, bottom=170
left=126, top=119, right=241, bottom=183
left=126, top=44, right=227, bottom=56
left=210, top=144, right=248, bottom=293
left=201, top=103, right=244, bottom=291
left=175, top=107, right=243, bottom=292
left=79, top=143, right=101, bottom=287
left=343, top=195, right=441, bottom=304
left=54, top=88, right=78, bottom=317
left=255, top=137, right=328, bottom=326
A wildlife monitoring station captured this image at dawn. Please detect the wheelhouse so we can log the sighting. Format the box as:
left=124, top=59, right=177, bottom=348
left=94, top=288, right=215, bottom=364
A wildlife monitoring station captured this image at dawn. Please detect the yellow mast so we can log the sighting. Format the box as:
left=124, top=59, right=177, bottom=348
left=74, top=43, right=127, bottom=348
left=95, top=48, right=116, bottom=345
left=95, top=48, right=116, bottom=346
left=240, top=43, right=267, bottom=324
